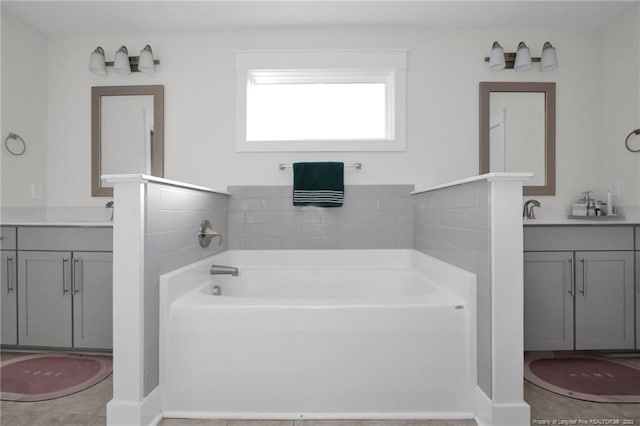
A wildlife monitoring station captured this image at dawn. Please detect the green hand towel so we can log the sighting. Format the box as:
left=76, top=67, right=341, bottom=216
left=293, top=162, right=344, bottom=207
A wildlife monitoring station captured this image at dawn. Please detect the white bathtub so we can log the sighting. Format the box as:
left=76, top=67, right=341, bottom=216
left=159, top=249, right=477, bottom=420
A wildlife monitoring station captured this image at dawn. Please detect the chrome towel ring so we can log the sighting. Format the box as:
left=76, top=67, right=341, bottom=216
left=4, top=132, right=26, bottom=156
left=625, top=128, right=640, bottom=152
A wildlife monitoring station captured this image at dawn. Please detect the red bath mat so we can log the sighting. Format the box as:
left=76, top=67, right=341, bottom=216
left=0, top=353, right=112, bottom=402
left=524, top=351, right=640, bottom=403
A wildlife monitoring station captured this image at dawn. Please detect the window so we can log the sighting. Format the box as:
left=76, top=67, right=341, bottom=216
left=236, top=50, right=407, bottom=152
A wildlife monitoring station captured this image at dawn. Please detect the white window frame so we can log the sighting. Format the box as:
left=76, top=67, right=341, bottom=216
left=235, top=49, right=407, bottom=152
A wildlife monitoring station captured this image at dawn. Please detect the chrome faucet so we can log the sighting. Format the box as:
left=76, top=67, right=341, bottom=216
left=210, top=264, right=239, bottom=276
left=105, top=201, right=114, bottom=221
left=523, top=199, right=541, bottom=220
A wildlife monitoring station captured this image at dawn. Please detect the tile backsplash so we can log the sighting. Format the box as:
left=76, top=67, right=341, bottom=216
left=228, top=185, right=414, bottom=250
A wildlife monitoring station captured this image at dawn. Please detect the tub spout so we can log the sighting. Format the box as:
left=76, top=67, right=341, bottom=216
left=210, top=264, right=239, bottom=276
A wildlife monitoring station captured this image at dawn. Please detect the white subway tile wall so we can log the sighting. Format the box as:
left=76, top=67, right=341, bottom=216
left=227, top=185, right=414, bottom=250
left=143, top=183, right=230, bottom=395
left=412, top=180, right=492, bottom=397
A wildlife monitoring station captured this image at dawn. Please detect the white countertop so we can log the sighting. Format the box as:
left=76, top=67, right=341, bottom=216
left=524, top=217, right=640, bottom=226
left=1, top=221, right=113, bottom=227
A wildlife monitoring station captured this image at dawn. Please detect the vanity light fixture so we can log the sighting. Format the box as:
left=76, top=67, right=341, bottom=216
left=88, top=45, right=160, bottom=75
left=488, top=41, right=506, bottom=71
left=138, top=45, right=156, bottom=74
left=485, top=41, right=557, bottom=72
left=89, top=47, right=107, bottom=75
left=113, top=46, right=131, bottom=74
left=514, top=41, right=532, bottom=71
left=540, top=42, right=558, bottom=72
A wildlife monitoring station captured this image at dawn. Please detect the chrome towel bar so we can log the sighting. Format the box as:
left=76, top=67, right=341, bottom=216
left=279, top=162, right=362, bottom=170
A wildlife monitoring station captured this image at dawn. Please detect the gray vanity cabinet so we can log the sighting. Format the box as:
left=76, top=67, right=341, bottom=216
left=16, top=227, right=113, bottom=350
left=1, top=227, right=18, bottom=345
left=524, top=226, right=635, bottom=351
left=635, top=251, right=640, bottom=349
left=524, top=251, right=573, bottom=351
left=72, top=252, right=112, bottom=349
left=574, top=251, right=634, bottom=350
left=18, top=251, right=73, bottom=347
left=1, top=252, right=18, bottom=345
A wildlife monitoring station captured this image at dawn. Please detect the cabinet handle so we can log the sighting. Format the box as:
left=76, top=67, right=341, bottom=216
left=568, top=258, right=574, bottom=296
left=62, top=258, right=70, bottom=294
left=5, top=256, right=14, bottom=293
left=73, top=258, right=82, bottom=295
left=579, top=258, right=586, bottom=295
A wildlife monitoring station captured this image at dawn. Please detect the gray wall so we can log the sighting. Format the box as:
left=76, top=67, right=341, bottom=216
left=228, top=185, right=414, bottom=249
left=413, top=180, right=492, bottom=397
left=143, top=183, right=229, bottom=395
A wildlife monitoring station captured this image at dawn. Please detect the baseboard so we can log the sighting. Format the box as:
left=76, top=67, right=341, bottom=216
left=107, top=386, right=162, bottom=426
left=161, top=411, right=476, bottom=421
left=474, top=386, right=530, bottom=426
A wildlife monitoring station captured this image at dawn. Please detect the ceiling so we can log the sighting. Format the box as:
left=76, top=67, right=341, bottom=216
left=2, top=0, right=638, bottom=35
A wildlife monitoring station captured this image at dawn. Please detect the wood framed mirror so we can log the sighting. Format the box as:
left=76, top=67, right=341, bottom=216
left=91, top=85, right=164, bottom=197
left=479, top=81, right=556, bottom=195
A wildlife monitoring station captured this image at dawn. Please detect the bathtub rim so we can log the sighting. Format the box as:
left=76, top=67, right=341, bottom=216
left=159, top=248, right=475, bottom=296
left=181, top=280, right=466, bottom=307
left=160, top=248, right=476, bottom=309
left=191, top=259, right=466, bottom=305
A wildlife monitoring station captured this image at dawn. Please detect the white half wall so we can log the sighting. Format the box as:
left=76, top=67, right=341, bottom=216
left=105, top=174, right=229, bottom=426
left=412, top=173, right=532, bottom=426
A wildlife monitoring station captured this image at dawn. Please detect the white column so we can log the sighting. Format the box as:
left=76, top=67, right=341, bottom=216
left=476, top=174, right=531, bottom=426
left=105, top=177, right=148, bottom=426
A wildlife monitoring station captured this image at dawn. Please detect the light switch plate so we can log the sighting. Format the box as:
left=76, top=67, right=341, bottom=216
left=31, top=183, right=42, bottom=200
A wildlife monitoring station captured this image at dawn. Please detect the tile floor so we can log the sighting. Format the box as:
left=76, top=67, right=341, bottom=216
left=525, top=380, right=640, bottom=425
left=2, top=351, right=640, bottom=425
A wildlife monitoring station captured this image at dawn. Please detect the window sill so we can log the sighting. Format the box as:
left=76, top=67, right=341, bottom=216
left=236, top=138, right=406, bottom=152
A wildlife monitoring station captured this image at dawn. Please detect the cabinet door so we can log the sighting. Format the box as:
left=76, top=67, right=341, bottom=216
left=575, top=251, right=634, bottom=350
left=1, top=251, right=18, bottom=345
left=637, top=253, right=640, bottom=350
left=72, top=252, right=112, bottom=349
left=18, top=251, right=72, bottom=347
left=524, top=251, right=574, bottom=351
